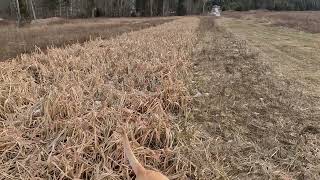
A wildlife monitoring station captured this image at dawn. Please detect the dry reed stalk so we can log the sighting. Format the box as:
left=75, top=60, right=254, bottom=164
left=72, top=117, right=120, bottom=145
left=0, top=17, right=199, bottom=179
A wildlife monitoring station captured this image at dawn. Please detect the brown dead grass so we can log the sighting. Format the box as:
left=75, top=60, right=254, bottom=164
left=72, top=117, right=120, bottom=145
left=0, top=17, right=199, bottom=179
left=0, top=17, right=175, bottom=61
left=224, top=11, right=320, bottom=33
left=220, top=17, right=320, bottom=97
left=30, top=17, right=67, bottom=25
left=189, top=17, right=320, bottom=179
left=0, top=19, right=12, bottom=27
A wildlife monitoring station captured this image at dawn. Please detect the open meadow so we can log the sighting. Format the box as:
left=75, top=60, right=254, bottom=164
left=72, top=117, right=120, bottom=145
left=0, top=12, right=319, bottom=179
left=224, top=10, right=320, bottom=33
left=0, top=17, right=175, bottom=61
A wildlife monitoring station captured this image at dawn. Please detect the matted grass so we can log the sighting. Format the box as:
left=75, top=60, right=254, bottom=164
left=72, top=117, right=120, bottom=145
left=0, top=17, right=199, bottom=179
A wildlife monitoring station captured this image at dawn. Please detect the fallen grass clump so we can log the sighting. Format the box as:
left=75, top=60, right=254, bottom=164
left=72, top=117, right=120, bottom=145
left=0, top=17, right=199, bottom=179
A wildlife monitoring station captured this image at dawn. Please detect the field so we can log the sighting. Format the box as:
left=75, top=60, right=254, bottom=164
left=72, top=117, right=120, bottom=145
left=0, top=17, right=175, bottom=61
left=1, top=12, right=320, bottom=179
left=224, top=11, right=320, bottom=33
left=192, top=16, right=320, bottom=179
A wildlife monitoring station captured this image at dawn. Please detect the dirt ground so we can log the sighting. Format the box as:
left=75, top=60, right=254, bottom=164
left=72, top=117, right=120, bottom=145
left=187, top=17, right=320, bottom=179
left=0, top=17, right=175, bottom=61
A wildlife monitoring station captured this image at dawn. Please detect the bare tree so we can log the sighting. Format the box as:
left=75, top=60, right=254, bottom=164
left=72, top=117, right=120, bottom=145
left=29, top=0, right=36, bottom=19
left=150, top=0, right=153, bottom=16
left=202, top=0, right=208, bottom=14
left=162, top=0, right=166, bottom=16
left=15, top=0, right=21, bottom=26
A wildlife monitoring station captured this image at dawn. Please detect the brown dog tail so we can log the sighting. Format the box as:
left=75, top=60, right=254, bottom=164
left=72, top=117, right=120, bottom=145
left=122, top=131, right=146, bottom=175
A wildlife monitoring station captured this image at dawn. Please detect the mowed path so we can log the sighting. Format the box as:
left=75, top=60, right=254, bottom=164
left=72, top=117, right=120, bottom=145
left=219, top=18, right=320, bottom=97
left=190, top=17, right=320, bottom=179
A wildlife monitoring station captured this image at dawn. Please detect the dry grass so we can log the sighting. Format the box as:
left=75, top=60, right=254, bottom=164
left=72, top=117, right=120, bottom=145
left=30, top=17, right=67, bottom=25
left=2, top=14, right=319, bottom=180
left=189, top=17, right=320, bottom=179
left=267, top=12, right=320, bottom=33
left=219, top=17, right=320, bottom=96
left=0, top=17, right=199, bottom=179
left=0, top=19, right=12, bottom=27
left=224, top=11, right=320, bottom=33
left=0, top=17, right=175, bottom=61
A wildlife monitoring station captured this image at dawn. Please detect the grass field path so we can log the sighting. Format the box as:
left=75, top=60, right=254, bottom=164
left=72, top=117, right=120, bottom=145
left=218, top=18, right=320, bottom=97
left=189, top=17, right=320, bottom=179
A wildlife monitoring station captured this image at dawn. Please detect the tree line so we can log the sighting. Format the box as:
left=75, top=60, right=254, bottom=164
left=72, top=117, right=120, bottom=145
left=219, top=0, right=320, bottom=11
left=11, top=0, right=210, bottom=20
left=9, top=0, right=320, bottom=21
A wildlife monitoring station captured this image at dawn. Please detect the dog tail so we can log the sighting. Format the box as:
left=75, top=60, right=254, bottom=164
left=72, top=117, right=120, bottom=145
left=122, top=131, right=146, bottom=175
